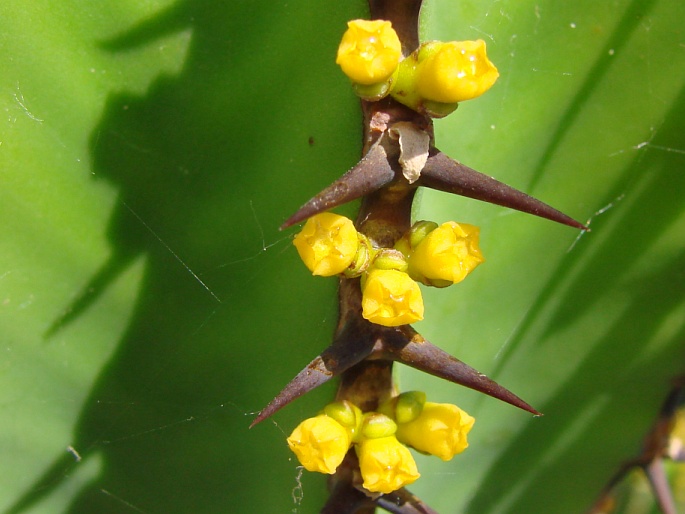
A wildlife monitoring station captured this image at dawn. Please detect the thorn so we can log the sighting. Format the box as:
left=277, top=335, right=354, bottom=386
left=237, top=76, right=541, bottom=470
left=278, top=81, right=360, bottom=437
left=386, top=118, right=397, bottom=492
left=419, top=150, right=587, bottom=231
left=280, top=141, right=396, bottom=230
left=250, top=321, right=378, bottom=427
left=387, top=327, right=541, bottom=415
left=249, top=354, right=334, bottom=428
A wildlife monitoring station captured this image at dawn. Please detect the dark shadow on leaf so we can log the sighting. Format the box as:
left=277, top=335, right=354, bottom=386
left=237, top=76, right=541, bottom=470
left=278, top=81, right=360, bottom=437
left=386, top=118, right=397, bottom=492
left=8, top=1, right=366, bottom=513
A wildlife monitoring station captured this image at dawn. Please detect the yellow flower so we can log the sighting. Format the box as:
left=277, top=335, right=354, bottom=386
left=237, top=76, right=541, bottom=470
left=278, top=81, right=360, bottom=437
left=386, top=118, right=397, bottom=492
left=356, top=435, right=420, bottom=493
left=408, top=222, right=484, bottom=286
left=287, top=414, right=352, bottom=474
left=396, top=402, right=475, bottom=461
left=416, top=40, right=498, bottom=103
left=293, top=212, right=358, bottom=276
left=336, top=19, right=402, bottom=86
left=361, top=269, right=424, bottom=327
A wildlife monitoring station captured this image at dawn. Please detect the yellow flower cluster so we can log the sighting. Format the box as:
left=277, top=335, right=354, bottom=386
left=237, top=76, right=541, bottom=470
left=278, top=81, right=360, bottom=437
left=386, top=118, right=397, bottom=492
left=293, top=213, right=484, bottom=327
left=287, top=393, right=474, bottom=494
left=336, top=19, right=498, bottom=117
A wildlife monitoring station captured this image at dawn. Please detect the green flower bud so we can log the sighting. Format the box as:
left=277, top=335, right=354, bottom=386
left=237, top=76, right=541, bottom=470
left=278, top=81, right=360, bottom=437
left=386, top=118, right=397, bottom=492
left=372, top=248, right=408, bottom=272
left=394, top=391, right=427, bottom=424
left=324, top=401, right=362, bottom=435
left=361, top=413, right=398, bottom=439
left=408, top=221, right=439, bottom=249
left=344, top=233, right=373, bottom=278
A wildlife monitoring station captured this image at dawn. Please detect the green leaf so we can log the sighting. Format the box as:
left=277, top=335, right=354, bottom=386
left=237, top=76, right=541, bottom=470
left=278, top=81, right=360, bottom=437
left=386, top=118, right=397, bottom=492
left=405, top=1, right=685, bottom=512
left=1, top=1, right=683, bottom=514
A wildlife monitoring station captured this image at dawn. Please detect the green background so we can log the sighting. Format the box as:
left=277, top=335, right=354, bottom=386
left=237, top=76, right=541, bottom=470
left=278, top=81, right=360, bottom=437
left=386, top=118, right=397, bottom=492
left=1, top=1, right=683, bottom=513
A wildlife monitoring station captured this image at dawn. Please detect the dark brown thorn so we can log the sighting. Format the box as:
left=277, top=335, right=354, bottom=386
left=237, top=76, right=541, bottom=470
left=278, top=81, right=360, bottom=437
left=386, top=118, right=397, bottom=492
left=249, top=354, right=335, bottom=428
left=419, top=149, right=588, bottom=231
left=250, top=323, right=378, bottom=427
left=280, top=141, right=396, bottom=230
left=385, top=327, right=541, bottom=415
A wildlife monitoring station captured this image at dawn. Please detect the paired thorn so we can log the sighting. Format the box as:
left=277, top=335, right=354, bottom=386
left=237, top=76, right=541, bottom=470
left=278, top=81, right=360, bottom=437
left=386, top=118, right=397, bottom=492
left=281, top=134, right=586, bottom=232
left=251, top=317, right=539, bottom=427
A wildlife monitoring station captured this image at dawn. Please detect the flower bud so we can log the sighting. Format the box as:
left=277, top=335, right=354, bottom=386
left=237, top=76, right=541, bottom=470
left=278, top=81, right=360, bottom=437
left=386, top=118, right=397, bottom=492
left=293, top=212, right=358, bottom=276
left=394, top=391, right=427, bottom=424
left=408, top=221, right=484, bottom=286
left=361, top=269, right=424, bottom=327
left=396, top=402, right=475, bottom=461
left=287, top=414, right=352, bottom=474
left=372, top=248, right=408, bottom=272
left=408, top=221, right=439, bottom=249
left=361, top=413, right=397, bottom=439
left=395, top=220, right=439, bottom=258
left=324, top=400, right=362, bottom=436
left=356, top=435, right=420, bottom=493
left=336, top=19, right=402, bottom=87
left=416, top=40, right=499, bottom=104
left=343, top=233, right=373, bottom=278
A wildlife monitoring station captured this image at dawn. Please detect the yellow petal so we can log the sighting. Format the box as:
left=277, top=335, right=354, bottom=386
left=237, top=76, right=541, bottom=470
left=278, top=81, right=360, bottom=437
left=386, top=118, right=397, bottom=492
left=408, top=221, right=484, bottom=285
left=416, top=40, right=498, bottom=103
left=356, top=435, right=420, bottom=493
left=287, top=414, right=352, bottom=474
left=293, top=213, right=358, bottom=276
left=361, top=269, right=424, bottom=327
left=336, top=19, right=402, bottom=85
left=396, top=402, right=475, bottom=461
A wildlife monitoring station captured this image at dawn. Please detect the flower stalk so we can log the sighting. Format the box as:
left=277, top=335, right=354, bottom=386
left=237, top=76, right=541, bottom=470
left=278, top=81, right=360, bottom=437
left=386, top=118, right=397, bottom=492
left=252, top=1, right=588, bottom=511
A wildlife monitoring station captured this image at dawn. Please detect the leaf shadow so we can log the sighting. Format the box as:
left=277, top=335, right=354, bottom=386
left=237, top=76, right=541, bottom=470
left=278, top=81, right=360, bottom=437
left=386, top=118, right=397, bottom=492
left=7, top=2, right=365, bottom=513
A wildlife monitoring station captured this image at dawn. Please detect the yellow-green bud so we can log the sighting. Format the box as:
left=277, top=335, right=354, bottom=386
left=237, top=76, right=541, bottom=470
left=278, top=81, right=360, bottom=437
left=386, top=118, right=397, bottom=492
left=408, top=221, right=439, bottom=249
left=352, top=67, right=399, bottom=101
left=344, top=233, right=373, bottom=278
left=389, top=53, right=422, bottom=111
left=361, top=413, right=398, bottom=439
left=394, top=391, right=427, bottom=424
left=372, top=248, right=408, bottom=272
left=324, top=401, right=362, bottom=435
left=421, top=99, right=459, bottom=119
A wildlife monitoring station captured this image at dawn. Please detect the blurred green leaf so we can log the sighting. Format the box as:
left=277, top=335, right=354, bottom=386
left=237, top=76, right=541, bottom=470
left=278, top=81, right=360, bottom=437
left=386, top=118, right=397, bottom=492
left=0, top=1, right=683, bottom=513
